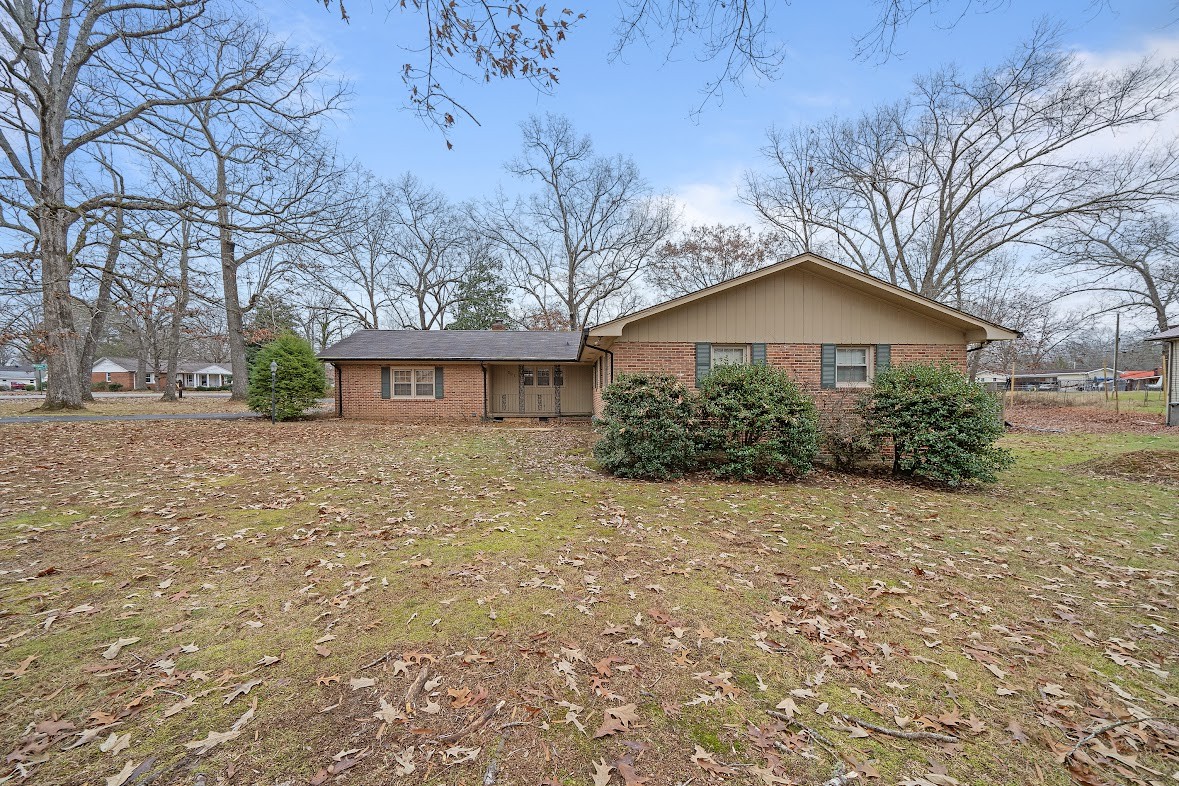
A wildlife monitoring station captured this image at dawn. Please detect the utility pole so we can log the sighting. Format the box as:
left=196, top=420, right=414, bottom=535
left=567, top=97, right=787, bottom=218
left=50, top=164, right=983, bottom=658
left=1113, top=312, right=1120, bottom=414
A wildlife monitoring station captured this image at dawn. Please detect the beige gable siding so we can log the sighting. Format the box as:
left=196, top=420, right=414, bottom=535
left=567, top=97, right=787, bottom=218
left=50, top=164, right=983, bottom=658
left=620, top=268, right=968, bottom=344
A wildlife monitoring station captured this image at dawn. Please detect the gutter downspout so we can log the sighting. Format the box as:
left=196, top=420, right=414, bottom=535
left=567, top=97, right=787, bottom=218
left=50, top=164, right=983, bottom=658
left=481, top=363, right=488, bottom=421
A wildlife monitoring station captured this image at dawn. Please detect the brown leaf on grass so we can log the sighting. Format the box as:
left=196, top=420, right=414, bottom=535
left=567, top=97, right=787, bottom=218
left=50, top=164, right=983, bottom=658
left=101, top=637, right=140, bottom=660
left=104, top=760, right=137, bottom=786
left=1006, top=719, right=1028, bottom=744
left=2, top=655, right=36, bottom=679
left=614, top=755, right=650, bottom=786
left=593, top=703, right=640, bottom=738
left=591, top=758, right=613, bottom=786
left=691, top=745, right=737, bottom=774
left=223, top=678, right=262, bottom=705
left=184, top=698, right=256, bottom=755
left=317, top=674, right=340, bottom=686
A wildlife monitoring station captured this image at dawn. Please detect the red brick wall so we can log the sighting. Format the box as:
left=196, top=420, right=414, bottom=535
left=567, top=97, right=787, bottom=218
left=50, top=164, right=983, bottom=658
left=605, top=341, right=966, bottom=391
left=892, top=344, right=966, bottom=371
left=338, top=363, right=485, bottom=420
left=92, top=371, right=136, bottom=389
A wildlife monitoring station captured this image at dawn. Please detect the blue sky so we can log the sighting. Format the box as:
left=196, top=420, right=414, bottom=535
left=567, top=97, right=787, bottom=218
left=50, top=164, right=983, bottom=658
left=266, top=0, right=1176, bottom=223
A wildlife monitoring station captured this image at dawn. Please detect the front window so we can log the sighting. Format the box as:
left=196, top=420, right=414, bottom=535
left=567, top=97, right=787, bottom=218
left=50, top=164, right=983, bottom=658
left=522, top=367, right=535, bottom=386
left=104, top=372, right=111, bottom=382
left=836, top=347, right=871, bottom=386
left=711, top=345, right=747, bottom=367
left=537, top=367, right=551, bottom=386
left=393, top=368, right=435, bottom=399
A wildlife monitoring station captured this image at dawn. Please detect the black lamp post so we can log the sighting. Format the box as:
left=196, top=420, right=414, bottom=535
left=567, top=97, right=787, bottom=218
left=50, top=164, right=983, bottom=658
left=269, top=360, right=278, bottom=424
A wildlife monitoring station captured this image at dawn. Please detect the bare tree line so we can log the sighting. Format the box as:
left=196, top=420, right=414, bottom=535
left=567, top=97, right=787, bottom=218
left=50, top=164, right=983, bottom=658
left=1, top=1, right=1177, bottom=410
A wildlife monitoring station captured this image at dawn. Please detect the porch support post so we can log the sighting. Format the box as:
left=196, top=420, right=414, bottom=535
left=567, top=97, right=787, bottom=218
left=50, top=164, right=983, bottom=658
left=518, top=365, right=525, bottom=414
left=553, top=365, right=561, bottom=416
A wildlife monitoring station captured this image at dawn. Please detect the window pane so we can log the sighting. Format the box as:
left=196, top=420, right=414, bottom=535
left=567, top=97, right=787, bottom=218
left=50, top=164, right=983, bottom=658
left=837, top=365, right=868, bottom=383
left=393, top=370, right=412, bottom=383
left=393, top=383, right=412, bottom=396
left=522, top=367, right=534, bottom=385
left=537, top=367, right=551, bottom=386
left=711, top=346, right=745, bottom=367
left=836, top=347, right=867, bottom=365
left=414, top=369, right=434, bottom=397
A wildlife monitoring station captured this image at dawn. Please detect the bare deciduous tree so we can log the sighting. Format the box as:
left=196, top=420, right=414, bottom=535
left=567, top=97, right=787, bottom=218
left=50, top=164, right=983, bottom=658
left=119, top=15, right=349, bottom=399
left=0, top=0, right=215, bottom=408
left=1043, top=208, right=1179, bottom=333
left=648, top=223, right=789, bottom=297
left=481, top=114, right=677, bottom=330
left=385, top=174, right=472, bottom=330
left=745, top=27, right=1179, bottom=304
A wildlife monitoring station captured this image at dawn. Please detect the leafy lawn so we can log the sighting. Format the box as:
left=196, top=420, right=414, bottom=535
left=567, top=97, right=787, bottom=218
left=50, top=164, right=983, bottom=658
left=0, top=394, right=252, bottom=418
left=0, top=419, right=1176, bottom=786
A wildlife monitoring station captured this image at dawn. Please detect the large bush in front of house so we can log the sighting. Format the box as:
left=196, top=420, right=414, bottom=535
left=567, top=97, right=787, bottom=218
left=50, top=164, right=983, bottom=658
left=862, top=363, right=1012, bottom=485
left=593, top=374, right=699, bottom=479
left=247, top=334, right=326, bottom=421
left=696, top=363, right=820, bottom=479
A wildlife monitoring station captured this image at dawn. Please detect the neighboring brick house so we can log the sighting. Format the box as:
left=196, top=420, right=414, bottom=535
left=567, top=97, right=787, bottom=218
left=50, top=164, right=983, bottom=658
left=322, top=253, right=1018, bottom=421
left=91, top=357, right=233, bottom=390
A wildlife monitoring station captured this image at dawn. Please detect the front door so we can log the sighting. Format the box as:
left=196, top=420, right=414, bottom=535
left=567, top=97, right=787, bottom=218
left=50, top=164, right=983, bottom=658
left=521, top=365, right=560, bottom=415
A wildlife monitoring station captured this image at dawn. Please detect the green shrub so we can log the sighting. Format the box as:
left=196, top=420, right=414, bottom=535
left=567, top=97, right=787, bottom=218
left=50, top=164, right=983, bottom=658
left=862, top=363, right=1013, bottom=485
left=593, top=374, right=698, bottom=479
left=247, top=334, right=326, bottom=421
left=697, top=363, right=820, bottom=479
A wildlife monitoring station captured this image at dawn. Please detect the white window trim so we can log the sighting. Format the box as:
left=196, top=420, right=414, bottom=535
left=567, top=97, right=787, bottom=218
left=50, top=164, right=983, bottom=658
left=835, top=345, right=873, bottom=388
left=710, top=344, right=748, bottom=367
left=104, top=372, right=111, bottom=382
left=391, top=367, right=436, bottom=399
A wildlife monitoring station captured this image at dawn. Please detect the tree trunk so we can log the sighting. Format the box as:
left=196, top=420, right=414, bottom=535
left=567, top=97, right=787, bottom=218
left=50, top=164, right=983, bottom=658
left=78, top=202, right=123, bottom=402
left=39, top=161, right=85, bottom=411
left=217, top=161, right=249, bottom=401
left=161, top=219, right=190, bottom=402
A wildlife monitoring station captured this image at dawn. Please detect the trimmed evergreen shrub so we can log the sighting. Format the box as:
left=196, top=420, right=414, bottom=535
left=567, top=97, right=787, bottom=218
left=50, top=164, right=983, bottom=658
left=593, top=374, right=698, bottom=479
left=247, top=334, right=326, bottom=421
left=697, top=363, right=820, bottom=479
left=862, top=363, right=1013, bottom=485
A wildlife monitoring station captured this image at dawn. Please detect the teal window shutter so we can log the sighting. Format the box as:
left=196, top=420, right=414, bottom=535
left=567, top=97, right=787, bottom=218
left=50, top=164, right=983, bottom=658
left=875, top=345, right=891, bottom=375
left=695, top=343, right=711, bottom=385
left=751, top=343, right=767, bottom=365
left=380, top=367, right=391, bottom=399
left=820, top=345, right=836, bottom=389
left=434, top=366, right=444, bottom=398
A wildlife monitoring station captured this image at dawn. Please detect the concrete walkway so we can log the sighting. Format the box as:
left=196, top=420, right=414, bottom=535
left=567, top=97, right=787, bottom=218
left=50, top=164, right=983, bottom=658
left=0, top=411, right=263, bottom=425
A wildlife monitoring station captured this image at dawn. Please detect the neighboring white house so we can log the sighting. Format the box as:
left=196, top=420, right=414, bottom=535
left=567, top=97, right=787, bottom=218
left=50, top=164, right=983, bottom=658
left=92, top=357, right=233, bottom=389
left=0, top=364, right=38, bottom=390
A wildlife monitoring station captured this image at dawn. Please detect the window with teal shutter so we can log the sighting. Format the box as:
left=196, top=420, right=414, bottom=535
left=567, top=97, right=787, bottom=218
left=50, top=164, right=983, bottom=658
left=820, top=345, right=836, bottom=389
left=434, top=366, right=444, bottom=398
left=751, top=343, right=767, bottom=365
left=695, top=343, right=711, bottom=385
left=380, top=367, right=391, bottom=399
left=875, top=345, right=891, bottom=375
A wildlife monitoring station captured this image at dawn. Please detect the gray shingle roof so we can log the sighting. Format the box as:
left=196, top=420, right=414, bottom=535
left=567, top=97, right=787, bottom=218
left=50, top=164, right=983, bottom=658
left=319, top=330, right=585, bottom=362
left=1147, top=326, right=1179, bottom=341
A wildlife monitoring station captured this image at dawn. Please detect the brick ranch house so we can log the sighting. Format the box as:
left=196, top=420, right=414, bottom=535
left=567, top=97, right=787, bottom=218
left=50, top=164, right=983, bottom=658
left=92, top=357, right=233, bottom=390
left=320, top=253, right=1019, bottom=420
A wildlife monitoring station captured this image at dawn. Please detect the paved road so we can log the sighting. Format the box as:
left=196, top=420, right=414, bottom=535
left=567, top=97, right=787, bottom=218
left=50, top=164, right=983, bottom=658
left=0, top=411, right=263, bottom=425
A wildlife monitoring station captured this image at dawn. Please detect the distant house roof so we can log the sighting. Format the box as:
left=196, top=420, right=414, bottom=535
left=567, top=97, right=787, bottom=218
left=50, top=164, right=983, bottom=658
left=1121, top=370, right=1161, bottom=380
left=318, top=330, right=586, bottom=362
left=0, top=364, right=35, bottom=378
left=1147, top=326, right=1179, bottom=341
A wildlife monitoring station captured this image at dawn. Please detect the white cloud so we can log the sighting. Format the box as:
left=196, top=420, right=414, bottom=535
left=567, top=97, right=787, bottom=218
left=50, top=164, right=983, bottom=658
left=672, top=173, right=760, bottom=227
left=1067, top=34, right=1179, bottom=157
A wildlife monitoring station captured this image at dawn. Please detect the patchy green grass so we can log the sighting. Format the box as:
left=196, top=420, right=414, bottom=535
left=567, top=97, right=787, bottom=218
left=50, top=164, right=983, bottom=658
left=0, top=419, right=1176, bottom=786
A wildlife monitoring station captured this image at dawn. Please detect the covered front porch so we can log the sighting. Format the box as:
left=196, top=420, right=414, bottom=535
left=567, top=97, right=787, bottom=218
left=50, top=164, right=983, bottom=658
left=486, top=363, right=593, bottom=418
